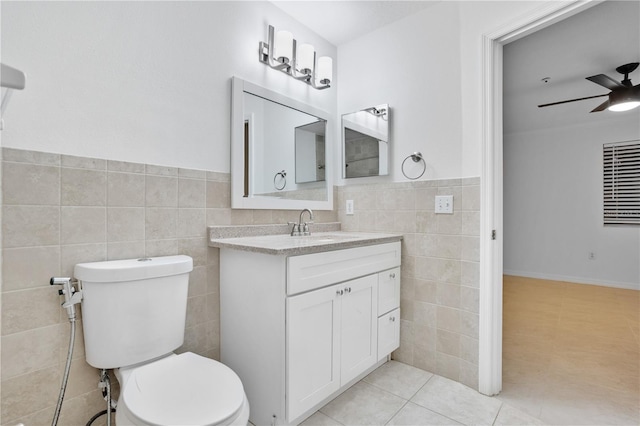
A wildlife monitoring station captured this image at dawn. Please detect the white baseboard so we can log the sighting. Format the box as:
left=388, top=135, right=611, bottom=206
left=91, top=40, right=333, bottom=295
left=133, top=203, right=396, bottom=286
left=503, top=270, right=640, bottom=291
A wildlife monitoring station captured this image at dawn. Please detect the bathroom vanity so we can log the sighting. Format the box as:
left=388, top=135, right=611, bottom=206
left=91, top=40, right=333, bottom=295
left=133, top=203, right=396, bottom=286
left=210, top=228, right=402, bottom=426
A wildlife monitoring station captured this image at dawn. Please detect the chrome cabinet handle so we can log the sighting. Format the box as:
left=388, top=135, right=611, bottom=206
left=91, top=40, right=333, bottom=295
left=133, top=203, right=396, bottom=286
left=390, top=272, right=396, bottom=279
left=336, top=289, right=344, bottom=296
left=390, top=316, right=396, bottom=322
left=346, top=287, right=351, bottom=293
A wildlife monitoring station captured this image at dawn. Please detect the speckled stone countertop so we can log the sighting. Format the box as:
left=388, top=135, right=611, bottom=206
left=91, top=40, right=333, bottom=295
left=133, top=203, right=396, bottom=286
left=208, top=223, right=402, bottom=255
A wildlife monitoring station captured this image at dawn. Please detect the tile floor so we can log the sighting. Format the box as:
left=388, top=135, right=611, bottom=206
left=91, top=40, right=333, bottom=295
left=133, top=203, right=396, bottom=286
left=296, top=276, right=639, bottom=426
left=299, top=361, right=543, bottom=426
left=500, top=276, right=640, bottom=425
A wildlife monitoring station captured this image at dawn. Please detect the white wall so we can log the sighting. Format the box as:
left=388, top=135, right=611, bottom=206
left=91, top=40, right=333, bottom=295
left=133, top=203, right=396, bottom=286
left=337, top=1, right=463, bottom=183
left=504, top=117, right=640, bottom=289
left=0, top=1, right=337, bottom=172
left=2, top=1, right=561, bottom=182
left=336, top=1, right=551, bottom=183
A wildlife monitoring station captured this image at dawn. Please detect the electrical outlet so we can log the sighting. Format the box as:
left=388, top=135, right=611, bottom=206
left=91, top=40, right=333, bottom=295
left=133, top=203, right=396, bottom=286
left=346, top=199, right=354, bottom=215
left=435, top=195, right=454, bottom=214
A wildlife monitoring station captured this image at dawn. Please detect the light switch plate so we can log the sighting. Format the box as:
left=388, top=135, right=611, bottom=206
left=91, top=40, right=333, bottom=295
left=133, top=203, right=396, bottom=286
left=435, top=195, right=453, bottom=214
left=346, top=199, right=354, bottom=215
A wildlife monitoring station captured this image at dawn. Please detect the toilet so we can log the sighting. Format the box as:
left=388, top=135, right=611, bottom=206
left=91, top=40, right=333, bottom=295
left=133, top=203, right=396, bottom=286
left=75, top=255, right=250, bottom=426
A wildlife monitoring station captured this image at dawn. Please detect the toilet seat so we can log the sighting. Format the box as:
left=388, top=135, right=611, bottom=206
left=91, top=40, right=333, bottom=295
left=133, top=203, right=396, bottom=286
left=121, top=352, right=245, bottom=426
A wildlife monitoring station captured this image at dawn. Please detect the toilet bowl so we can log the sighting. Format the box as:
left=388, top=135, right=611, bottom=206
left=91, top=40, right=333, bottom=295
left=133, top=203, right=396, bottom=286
left=74, top=255, right=250, bottom=426
left=115, top=352, right=250, bottom=426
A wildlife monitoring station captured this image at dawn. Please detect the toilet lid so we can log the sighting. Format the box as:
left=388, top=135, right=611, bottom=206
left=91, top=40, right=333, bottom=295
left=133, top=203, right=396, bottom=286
left=122, top=352, right=245, bottom=426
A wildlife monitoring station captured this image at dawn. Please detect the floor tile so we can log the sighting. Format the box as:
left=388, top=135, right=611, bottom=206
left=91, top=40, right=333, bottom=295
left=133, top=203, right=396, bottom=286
left=410, top=375, right=502, bottom=425
left=386, top=401, right=462, bottom=426
left=363, top=360, right=433, bottom=400
left=299, top=411, right=344, bottom=426
left=494, top=403, right=545, bottom=425
left=496, top=382, right=544, bottom=421
left=319, top=382, right=406, bottom=426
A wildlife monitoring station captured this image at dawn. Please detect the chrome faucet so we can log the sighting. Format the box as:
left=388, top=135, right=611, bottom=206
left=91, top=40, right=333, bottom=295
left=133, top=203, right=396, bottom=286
left=289, top=208, right=314, bottom=236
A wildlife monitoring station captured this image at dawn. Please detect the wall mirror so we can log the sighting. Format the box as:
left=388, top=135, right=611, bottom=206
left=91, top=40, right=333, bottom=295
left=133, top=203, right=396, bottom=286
left=231, top=77, right=333, bottom=210
left=341, top=104, right=390, bottom=178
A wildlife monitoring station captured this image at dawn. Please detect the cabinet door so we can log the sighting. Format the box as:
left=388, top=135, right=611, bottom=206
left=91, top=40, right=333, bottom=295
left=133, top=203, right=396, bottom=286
left=378, top=267, right=400, bottom=315
left=287, top=285, right=341, bottom=421
left=377, top=308, right=400, bottom=361
left=340, top=274, right=378, bottom=385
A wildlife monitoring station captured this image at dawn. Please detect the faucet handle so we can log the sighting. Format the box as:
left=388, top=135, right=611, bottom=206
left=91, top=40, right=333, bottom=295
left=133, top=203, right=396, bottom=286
left=301, top=221, right=314, bottom=235
left=287, top=221, right=301, bottom=236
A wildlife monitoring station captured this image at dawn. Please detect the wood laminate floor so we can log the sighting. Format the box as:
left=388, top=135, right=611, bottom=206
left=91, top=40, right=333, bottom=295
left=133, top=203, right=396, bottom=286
left=499, top=275, right=640, bottom=425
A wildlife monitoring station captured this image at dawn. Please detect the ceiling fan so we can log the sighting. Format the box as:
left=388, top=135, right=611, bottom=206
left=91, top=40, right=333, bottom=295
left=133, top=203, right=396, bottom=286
left=538, top=62, right=640, bottom=112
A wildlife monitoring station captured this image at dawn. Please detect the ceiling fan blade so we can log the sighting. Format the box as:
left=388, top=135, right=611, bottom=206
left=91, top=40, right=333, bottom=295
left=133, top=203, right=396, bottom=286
left=590, top=99, right=610, bottom=113
left=538, top=93, right=608, bottom=108
left=586, top=74, right=624, bottom=90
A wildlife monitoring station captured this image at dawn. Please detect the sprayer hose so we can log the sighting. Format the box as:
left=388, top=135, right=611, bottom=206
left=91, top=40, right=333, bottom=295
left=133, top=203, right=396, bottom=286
left=51, top=319, right=75, bottom=426
left=86, top=408, right=116, bottom=426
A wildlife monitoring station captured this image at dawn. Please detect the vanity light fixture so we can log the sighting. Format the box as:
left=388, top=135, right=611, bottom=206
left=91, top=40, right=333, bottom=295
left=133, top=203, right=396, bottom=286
left=364, top=106, right=387, bottom=117
left=259, top=25, right=332, bottom=90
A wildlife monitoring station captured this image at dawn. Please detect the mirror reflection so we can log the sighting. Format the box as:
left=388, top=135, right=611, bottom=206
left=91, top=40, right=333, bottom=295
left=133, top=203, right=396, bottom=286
left=231, top=77, right=333, bottom=210
left=243, top=92, right=326, bottom=198
left=342, top=104, right=390, bottom=178
left=295, top=122, right=326, bottom=184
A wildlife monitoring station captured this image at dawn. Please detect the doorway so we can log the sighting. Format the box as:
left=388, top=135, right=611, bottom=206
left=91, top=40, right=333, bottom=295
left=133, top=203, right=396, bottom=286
left=479, top=0, right=600, bottom=396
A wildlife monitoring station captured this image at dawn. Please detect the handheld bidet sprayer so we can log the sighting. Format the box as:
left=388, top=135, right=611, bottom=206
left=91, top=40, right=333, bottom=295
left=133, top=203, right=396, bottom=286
left=50, top=277, right=82, bottom=321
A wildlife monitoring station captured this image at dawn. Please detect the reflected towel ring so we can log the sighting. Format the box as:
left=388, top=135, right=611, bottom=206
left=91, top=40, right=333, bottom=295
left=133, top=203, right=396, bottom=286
left=401, top=152, right=426, bottom=180
left=274, top=170, right=287, bottom=190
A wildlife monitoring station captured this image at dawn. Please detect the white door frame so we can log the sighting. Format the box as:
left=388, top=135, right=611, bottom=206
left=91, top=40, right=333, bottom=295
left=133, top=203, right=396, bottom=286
left=478, top=0, right=603, bottom=396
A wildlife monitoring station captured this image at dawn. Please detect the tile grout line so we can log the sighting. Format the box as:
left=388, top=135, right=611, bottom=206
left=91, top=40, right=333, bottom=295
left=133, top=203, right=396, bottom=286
left=491, top=401, right=504, bottom=426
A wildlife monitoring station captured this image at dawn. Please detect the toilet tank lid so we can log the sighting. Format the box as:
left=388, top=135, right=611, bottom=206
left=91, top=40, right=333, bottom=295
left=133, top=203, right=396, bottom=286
left=74, top=255, right=193, bottom=282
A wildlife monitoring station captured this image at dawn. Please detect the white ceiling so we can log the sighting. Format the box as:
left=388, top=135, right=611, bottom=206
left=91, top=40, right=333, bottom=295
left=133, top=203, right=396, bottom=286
left=271, top=1, right=438, bottom=46
left=504, top=0, right=640, bottom=134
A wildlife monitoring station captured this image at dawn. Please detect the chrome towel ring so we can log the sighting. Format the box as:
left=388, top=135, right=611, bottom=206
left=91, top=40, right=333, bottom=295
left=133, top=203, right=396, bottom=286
left=274, top=170, right=287, bottom=190
left=401, top=152, right=426, bottom=180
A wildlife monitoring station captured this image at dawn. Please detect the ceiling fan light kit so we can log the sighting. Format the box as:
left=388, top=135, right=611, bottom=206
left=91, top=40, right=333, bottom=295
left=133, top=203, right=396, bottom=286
left=607, top=88, right=640, bottom=112
left=538, top=62, right=640, bottom=113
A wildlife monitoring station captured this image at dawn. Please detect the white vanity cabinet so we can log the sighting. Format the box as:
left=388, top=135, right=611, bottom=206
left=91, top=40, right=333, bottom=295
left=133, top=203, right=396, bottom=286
left=218, top=239, right=401, bottom=426
left=377, top=267, right=401, bottom=361
left=287, top=273, right=378, bottom=420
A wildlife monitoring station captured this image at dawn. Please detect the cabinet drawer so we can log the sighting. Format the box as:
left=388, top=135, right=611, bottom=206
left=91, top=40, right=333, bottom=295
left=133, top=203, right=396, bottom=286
left=377, top=308, right=400, bottom=361
left=378, top=267, right=400, bottom=315
left=287, top=242, right=401, bottom=295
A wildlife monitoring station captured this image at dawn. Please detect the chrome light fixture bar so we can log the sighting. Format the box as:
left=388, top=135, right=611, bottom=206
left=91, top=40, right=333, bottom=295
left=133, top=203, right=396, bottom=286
left=364, top=106, right=387, bottom=117
left=259, top=25, right=332, bottom=90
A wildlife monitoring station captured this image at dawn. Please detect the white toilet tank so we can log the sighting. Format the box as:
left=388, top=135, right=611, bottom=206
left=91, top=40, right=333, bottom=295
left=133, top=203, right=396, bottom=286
left=75, top=256, right=193, bottom=369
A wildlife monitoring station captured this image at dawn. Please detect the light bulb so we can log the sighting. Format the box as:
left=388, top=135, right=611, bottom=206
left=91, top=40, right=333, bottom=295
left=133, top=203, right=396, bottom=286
left=317, top=56, right=332, bottom=85
left=608, top=101, right=640, bottom=112
left=274, top=30, right=293, bottom=64
left=297, top=43, right=314, bottom=73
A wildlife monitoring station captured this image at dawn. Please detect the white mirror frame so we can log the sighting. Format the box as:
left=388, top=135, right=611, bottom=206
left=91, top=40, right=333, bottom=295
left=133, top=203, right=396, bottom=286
left=231, top=76, right=334, bottom=210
